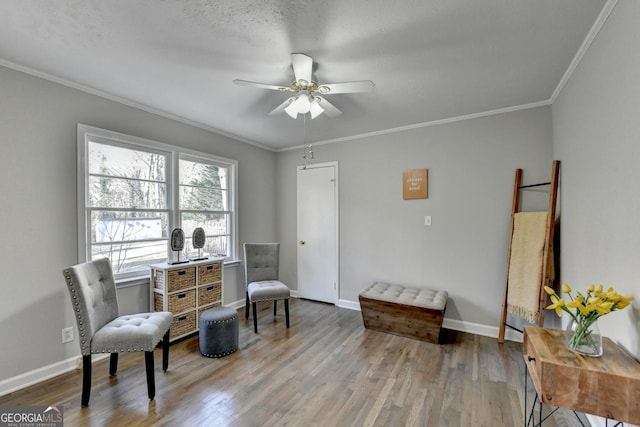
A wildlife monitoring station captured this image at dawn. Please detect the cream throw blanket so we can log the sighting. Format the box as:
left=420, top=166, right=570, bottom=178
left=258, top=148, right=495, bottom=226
left=507, top=212, right=553, bottom=323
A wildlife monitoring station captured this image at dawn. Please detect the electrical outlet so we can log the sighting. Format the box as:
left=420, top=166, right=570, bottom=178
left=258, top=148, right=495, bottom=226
left=62, top=327, right=74, bottom=343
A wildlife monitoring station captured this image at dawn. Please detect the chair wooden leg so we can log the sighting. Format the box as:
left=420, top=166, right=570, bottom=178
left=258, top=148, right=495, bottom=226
left=109, top=353, right=118, bottom=376
left=245, top=292, right=250, bottom=319
left=274, top=300, right=277, bottom=316
left=144, top=351, right=155, bottom=401
left=285, top=299, right=290, bottom=328
left=252, top=302, right=258, bottom=333
left=162, top=329, right=170, bottom=372
left=81, top=355, right=92, bottom=407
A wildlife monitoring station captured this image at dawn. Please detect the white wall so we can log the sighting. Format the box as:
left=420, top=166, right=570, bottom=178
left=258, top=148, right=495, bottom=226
left=553, top=0, right=640, bottom=363
left=553, top=1, right=640, bottom=425
left=277, top=106, right=554, bottom=327
left=0, top=65, right=278, bottom=387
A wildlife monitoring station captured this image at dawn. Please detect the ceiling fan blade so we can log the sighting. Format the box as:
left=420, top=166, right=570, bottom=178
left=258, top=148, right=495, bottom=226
left=316, top=80, right=375, bottom=94
left=233, top=79, right=291, bottom=92
left=268, top=97, right=296, bottom=116
left=291, top=53, right=313, bottom=84
left=315, top=97, right=342, bottom=117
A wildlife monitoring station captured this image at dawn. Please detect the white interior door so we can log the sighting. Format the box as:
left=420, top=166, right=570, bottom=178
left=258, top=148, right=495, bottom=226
left=297, top=162, right=338, bottom=304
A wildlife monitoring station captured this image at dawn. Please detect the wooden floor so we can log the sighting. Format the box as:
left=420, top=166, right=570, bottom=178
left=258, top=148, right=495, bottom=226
left=0, top=299, right=589, bottom=426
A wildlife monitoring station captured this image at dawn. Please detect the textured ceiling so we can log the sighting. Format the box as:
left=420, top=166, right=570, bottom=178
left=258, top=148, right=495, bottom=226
left=0, top=0, right=609, bottom=150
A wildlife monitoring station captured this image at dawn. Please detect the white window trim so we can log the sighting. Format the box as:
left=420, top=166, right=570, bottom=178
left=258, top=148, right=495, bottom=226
left=77, top=124, right=239, bottom=277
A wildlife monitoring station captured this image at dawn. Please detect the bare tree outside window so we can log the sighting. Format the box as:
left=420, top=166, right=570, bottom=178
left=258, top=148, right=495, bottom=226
left=88, top=142, right=169, bottom=274
left=80, top=125, right=236, bottom=280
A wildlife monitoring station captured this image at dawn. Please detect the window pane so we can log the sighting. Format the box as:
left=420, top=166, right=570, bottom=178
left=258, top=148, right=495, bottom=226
left=88, top=141, right=166, bottom=181
left=179, top=187, right=227, bottom=211
left=181, top=213, right=229, bottom=258
left=180, top=160, right=227, bottom=189
left=88, top=176, right=167, bottom=209
left=91, top=211, right=168, bottom=243
left=92, top=241, right=168, bottom=275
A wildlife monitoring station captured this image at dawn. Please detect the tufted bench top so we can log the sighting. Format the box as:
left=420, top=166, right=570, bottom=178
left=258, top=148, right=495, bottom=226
left=359, top=282, right=448, bottom=311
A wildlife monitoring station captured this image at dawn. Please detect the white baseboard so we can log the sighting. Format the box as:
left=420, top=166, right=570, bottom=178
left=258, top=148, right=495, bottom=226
left=1, top=356, right=76, bottom=397
left=337, top=299, right=361, bottom=311
left=442, top=318, right=523, bottom=342
left=0, top=353, right=112, bottom=397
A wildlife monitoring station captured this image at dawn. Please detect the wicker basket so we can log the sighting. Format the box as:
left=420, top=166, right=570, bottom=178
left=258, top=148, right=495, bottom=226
left=154, top=292, right=165, bottom=312
left=198, top=283, right=222, bottom=306
left=170, top=310, right=196, bottom=340
left=166, top=267, right=196, bottom=292
left=166, top=290, right=196, bottom=313
left=198, top=262, right=222, bottom=285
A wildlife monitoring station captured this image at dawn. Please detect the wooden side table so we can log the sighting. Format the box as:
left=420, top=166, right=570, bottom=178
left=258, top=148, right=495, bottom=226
left=523, top=326, right=640, bottom=426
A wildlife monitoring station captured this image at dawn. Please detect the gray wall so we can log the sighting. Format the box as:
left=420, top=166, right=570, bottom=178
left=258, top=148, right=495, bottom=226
left=277, top=106, right=554, bottom=326
left=0, top=65, right=277, bottom=382
left=553, top=0, right=640, bottom=360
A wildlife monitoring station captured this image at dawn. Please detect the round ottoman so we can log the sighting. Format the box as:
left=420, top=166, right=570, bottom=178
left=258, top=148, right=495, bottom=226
left=199, top=306, right=239, bottom=358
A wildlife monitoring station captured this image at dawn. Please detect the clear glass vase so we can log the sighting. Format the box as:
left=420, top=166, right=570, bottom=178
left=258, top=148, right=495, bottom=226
left=565, top=317, right=603, bottom=357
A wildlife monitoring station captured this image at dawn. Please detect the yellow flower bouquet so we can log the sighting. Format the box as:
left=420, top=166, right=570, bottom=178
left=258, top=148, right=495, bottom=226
left=544, top=284, right=634, bottom=356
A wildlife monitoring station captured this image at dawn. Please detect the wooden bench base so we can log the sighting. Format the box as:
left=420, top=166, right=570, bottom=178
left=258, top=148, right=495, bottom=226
left=359, top=296, right=446, bottom=344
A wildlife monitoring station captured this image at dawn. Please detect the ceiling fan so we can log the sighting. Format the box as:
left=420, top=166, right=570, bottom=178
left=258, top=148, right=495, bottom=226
left=233, top=53, right=375, bottom=119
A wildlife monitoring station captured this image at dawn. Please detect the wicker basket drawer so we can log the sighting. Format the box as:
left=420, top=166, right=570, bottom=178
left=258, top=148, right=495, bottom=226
left=168, top=289, right=196, bottom=313
left=198, top=283, right=222, bottom=306
left=155, top=290, right=196, bottom=313
left=170, top=310, right=196, bottom=340
left=164, top=267, right=195, bottom=292
left=198, top=262, right=222, bottom=285
left=153, top=267, right=195, bottom=292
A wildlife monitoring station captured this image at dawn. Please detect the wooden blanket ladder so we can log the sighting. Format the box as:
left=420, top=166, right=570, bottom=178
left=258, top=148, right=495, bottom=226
left=498, top=160, right=560, bottom=344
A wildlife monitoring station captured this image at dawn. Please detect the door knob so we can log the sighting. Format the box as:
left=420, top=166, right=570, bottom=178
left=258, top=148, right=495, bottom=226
left=299, top=240, right=306, bottom=245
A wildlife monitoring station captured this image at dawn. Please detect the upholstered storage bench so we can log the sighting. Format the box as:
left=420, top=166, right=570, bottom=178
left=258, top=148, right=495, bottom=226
left=359, top=282, right=448, bottom=344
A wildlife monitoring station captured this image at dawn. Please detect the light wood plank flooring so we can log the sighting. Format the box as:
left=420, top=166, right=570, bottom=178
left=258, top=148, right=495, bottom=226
left=0, top=299, right=589, bottom=426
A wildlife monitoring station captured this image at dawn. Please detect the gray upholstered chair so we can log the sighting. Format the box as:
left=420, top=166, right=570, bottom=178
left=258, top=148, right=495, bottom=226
left=62, top=258, right=173, bottom=407
left=243, top=243, right=291, bottom=333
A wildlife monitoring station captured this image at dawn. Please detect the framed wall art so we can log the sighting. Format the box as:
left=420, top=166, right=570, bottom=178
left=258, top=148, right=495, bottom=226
left=403, top=168, right=428, bottom=200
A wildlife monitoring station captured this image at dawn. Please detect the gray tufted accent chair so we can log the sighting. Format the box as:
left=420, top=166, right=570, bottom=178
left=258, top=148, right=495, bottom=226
left=62, top=258, right=173, bottom=407
left=243, top=243, right=291, bottom=333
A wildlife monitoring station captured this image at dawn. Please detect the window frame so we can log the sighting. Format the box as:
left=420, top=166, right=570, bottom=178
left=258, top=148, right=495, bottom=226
left=77, top=124, right=238, bottom=280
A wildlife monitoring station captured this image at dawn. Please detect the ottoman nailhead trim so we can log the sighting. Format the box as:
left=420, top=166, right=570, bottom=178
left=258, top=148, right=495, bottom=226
left=202, top=348, right=238, bottom=358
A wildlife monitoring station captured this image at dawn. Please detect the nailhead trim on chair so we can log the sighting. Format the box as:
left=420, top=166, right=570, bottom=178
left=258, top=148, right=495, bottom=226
left=64, top=270, right=91, bottom=355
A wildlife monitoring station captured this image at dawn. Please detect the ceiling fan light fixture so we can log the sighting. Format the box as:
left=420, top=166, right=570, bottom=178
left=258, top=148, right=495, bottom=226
left=309, top=98, right=325, bottom=119
left=284, top=102, right=298, bottom=119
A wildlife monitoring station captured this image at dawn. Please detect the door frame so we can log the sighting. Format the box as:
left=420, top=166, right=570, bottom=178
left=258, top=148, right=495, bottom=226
left=297, top=161, right=340, bottom=304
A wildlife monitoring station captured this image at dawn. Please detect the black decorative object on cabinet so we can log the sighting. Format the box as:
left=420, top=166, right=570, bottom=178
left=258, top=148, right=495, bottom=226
left=168, top=228, right=188, bottom=265
left=190, top=227, right=207, bottom=261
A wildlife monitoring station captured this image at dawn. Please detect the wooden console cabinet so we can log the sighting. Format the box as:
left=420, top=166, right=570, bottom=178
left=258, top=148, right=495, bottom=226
left=523, top=326, right=640, bottom=425
left=150, top=258, right=224, bottom=342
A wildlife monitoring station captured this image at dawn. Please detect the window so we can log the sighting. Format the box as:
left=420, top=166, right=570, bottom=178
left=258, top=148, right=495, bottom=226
left=78, top=124, right=237, bottom=280
left=179, top=157, right=230, bottom=258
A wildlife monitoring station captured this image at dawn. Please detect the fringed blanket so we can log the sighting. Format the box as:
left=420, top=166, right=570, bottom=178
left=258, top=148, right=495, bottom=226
left=507, top=212, right=553, bottom=323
